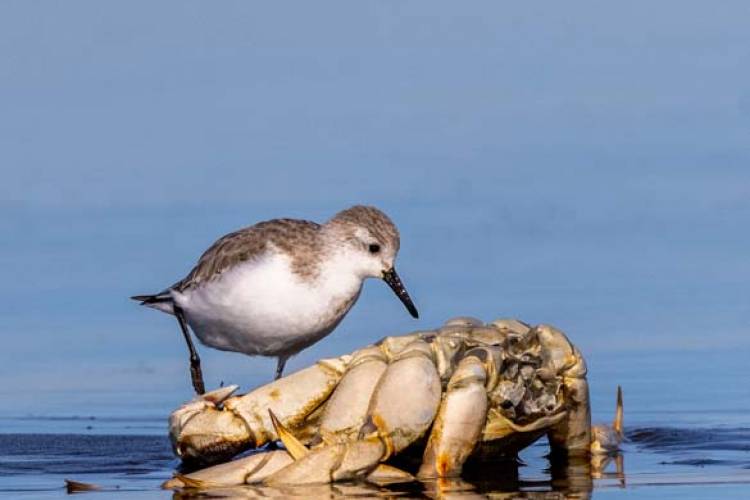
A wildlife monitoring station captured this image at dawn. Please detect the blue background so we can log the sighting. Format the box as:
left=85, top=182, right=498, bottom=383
left=1, top=1, right=749, bottom=420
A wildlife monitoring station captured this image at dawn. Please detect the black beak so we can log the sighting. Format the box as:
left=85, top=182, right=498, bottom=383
left=382, top=267, right=419, bottom=318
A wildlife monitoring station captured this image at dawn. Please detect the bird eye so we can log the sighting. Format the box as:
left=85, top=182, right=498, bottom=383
left=368, top=243, right=381, bottom=254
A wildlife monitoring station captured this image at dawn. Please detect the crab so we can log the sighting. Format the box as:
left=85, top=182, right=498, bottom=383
left=164, top=317, right=621, bottom=489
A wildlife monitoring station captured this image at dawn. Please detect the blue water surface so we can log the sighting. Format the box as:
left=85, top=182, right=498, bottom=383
left=2, top=348, right=750, bottom=498
left=2, top=1, right=750, bottom=498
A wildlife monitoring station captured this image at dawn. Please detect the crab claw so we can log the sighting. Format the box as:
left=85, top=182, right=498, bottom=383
left=168, top=358, right=349, bottom=465
left=169, top=386, right=239, bottom=432
left=264, top=437, right=387, bottom=485
left=161, top=450, right=294, bottom=489
left=168, top=385, right=253, bottom=464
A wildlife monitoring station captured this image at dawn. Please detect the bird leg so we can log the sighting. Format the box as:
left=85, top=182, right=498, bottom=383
left=174, top=305, right=205, bottom=395
left=275, top=356, right=289, bottom=380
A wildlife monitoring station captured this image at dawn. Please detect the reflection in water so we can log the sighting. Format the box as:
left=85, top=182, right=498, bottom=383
left=12, top=426, right=750, bottom=497
left=547, top=455, right=593, bottom=500
left=171, top=452, right=626, bottom=499
left=591, top=452, right=625, bottom=485
left=172, top=482, right=397, bottom=499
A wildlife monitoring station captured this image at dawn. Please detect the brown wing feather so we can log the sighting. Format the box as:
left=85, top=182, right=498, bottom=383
left=173, top=219, right=322, bottom=292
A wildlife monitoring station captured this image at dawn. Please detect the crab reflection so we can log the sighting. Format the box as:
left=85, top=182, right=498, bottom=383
left=171, top=452, right=625, bottom=499
left=591, top=452, right=625, bottom=485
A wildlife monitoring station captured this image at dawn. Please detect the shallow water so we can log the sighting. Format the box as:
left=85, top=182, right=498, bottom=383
left=2, top=349, right=749, bottom=498
left=2, top=426, right=750, bottom=499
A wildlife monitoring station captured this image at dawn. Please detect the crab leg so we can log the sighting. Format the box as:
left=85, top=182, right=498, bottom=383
left=591, top=386, right=624, bottom=454
left=273, top=408, right=415, bottom=485
left=266, top=436, right=388, bottom=484
left=365, top=339, right=443, bottom=454
left=162, top=409, right=410, bottom=489
left=317, top=346, right=388, bottom=442
left=167, top=385, right=252, bottom=462
left=418, top=347, right=500, bottom=478
left=170, top=356, right=348, bottom=461
left=535, top=324, right=592, bottom=455
left=223, top=356, right=349, bottom=446
left=265, top=339, right=442, bottom=484
left=161, top=450, right=294, bottom=489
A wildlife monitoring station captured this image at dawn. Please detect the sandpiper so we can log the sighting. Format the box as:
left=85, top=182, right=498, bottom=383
left=131, top=205, right=418, bottom=394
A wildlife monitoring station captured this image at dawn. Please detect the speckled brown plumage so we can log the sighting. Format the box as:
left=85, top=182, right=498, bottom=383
left=328, top=205, right=400, bottom=253
left=174, top=219, right=323, bottom=292
left=133, top=204, right=416, bottom=391
left=172, top=205, right=399, bottom=293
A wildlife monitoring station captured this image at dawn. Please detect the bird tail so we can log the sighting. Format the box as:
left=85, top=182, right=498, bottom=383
left=613, top=385, right=624, bottom=436
left=130, top=291, right=175, bottom=314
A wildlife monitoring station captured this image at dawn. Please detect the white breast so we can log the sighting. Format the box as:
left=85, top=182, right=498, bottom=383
left=171, top=250, right=363, bottom=357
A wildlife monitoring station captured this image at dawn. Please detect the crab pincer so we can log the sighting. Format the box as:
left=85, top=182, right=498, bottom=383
left=169, top=356, right=348, bottom=462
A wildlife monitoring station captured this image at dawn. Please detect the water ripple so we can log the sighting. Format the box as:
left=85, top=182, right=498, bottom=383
left=0, top=434, right=173, bottom=476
